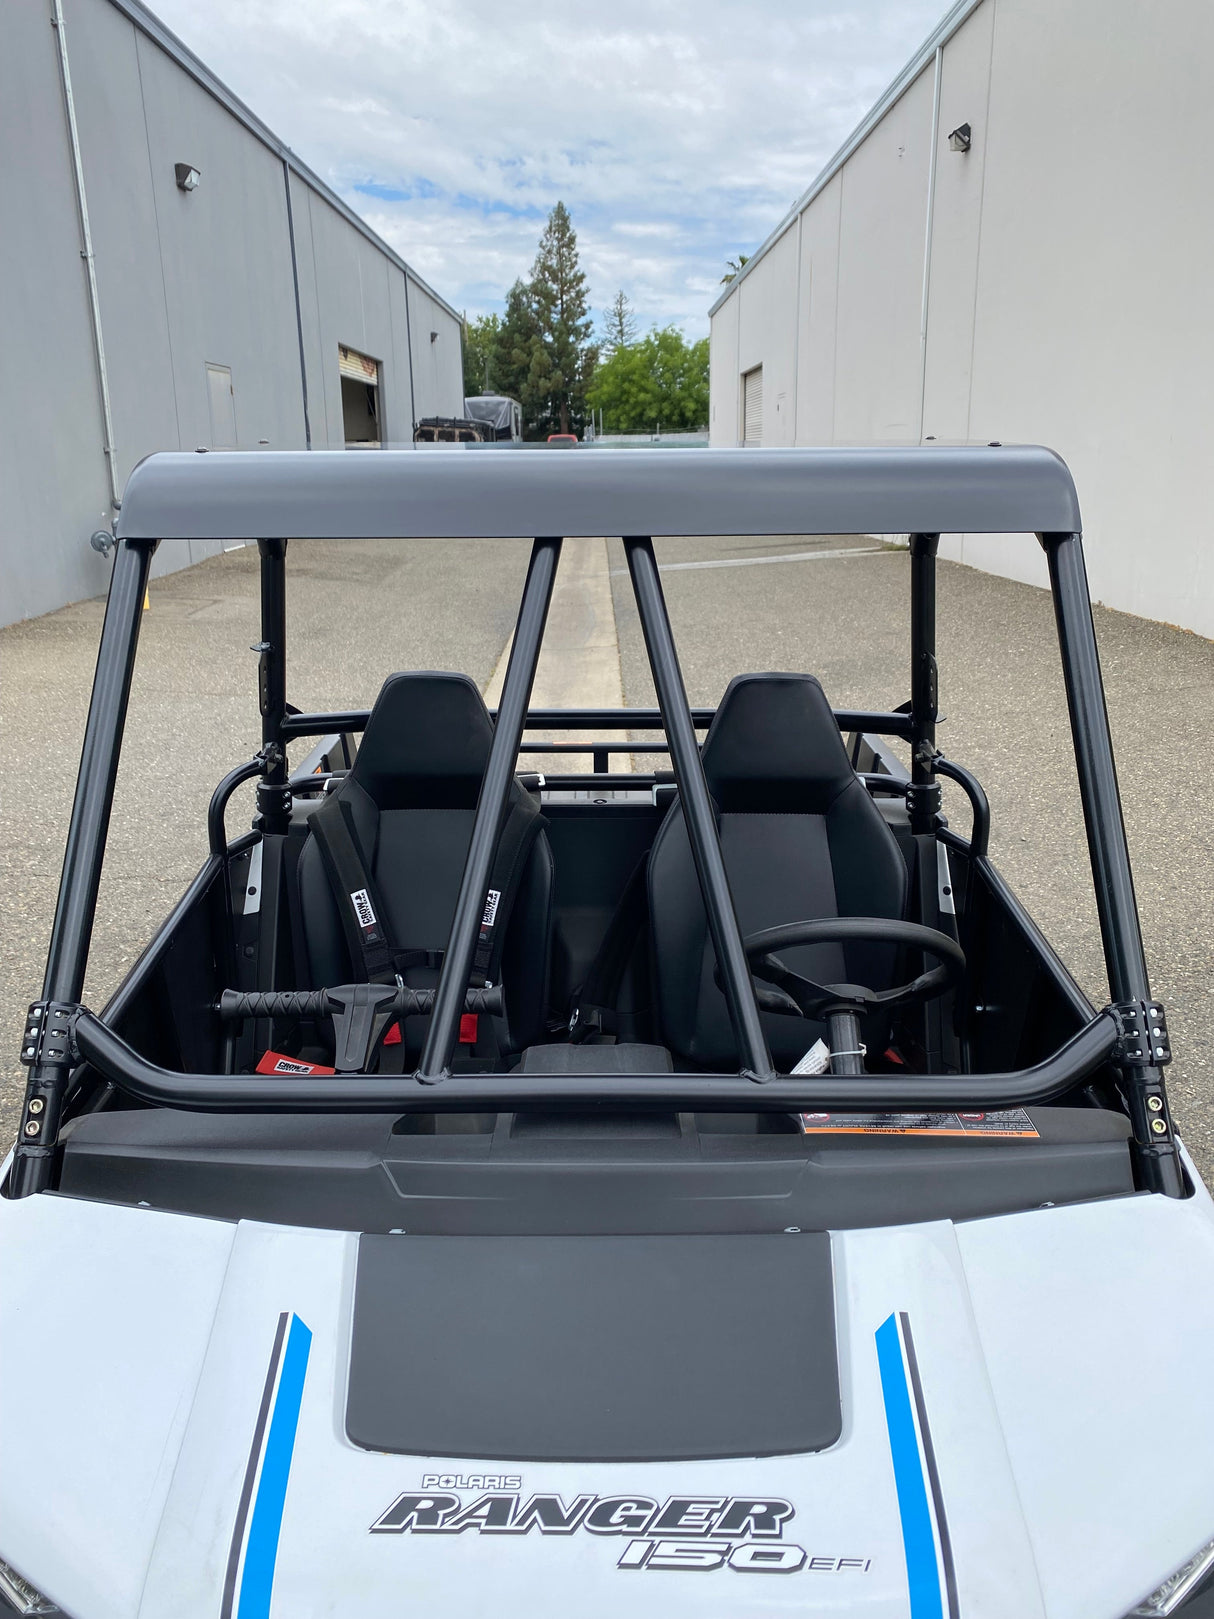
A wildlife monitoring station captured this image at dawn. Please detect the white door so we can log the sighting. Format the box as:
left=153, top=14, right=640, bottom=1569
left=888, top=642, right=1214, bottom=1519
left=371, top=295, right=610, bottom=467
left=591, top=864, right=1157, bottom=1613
left=742, top=366, right=762, bottom=446
left=206, top=364, right=237, bottom=449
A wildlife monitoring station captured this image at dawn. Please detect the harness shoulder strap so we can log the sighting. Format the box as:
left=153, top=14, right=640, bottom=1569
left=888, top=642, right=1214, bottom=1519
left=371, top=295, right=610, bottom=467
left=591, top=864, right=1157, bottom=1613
left=472, top=789, right=546, bottom=986
left=307, top=786, right=397, bottom=983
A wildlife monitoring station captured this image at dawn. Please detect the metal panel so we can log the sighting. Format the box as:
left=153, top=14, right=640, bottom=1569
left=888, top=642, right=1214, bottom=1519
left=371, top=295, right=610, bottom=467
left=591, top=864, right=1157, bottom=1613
left=116, top=444, right=1083, bottom=542
left=403, top=276, right=463, bottom=421
left=707, top=0, right=986, bottom=316
left=103, top=0, right=461, bottom=324
left=296, top=188, right=409, bottom=448
left=1, top=0, right=465, bottom=624
left=0, top=0, right=113, bottom=622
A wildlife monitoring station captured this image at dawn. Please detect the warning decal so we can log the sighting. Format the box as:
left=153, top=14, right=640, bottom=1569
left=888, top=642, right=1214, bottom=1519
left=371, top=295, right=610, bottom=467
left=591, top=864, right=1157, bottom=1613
left=256, top=1050, right=336, bottom=1077
left=797, top=1109, right=1039, bottom=1138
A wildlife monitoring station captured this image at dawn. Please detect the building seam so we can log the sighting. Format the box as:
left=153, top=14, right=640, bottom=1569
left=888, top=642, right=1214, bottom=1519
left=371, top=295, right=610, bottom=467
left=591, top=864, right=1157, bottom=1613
left=402, top=273, right=416, bottom=432
left=831, top=170, right=844, bottom=444
left=918, top=45, right=944, bottom=444
left=51, top=0, right=121, bottom=511
left=965, top=0, right=998, bottom=448
left=791, top=213, right=803, bottom=444
left=282, top=163, right=312, bottom=449
left=303, top=191, right=330, bottom=442
left=132, top=26, right=183, bottom=469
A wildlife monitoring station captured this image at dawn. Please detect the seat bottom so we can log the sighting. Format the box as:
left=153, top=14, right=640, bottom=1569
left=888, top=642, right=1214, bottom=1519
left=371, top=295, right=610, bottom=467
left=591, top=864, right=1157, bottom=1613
left=516, top=1042, right=674, bottom=1074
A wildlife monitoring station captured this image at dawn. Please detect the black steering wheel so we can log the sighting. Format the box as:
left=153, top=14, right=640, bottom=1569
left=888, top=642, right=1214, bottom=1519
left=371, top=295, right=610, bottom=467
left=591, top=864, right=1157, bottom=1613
left=743, top=917, right=966, bottom=1022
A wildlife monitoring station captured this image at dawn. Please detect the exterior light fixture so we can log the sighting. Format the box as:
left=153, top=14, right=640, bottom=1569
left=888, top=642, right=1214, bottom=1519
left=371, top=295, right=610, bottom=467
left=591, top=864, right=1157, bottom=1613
left=430, top=330, right=439, bottom=343
left=174, top=163, right=201, bottom=191
left=947, top=123, right=972, bottom=153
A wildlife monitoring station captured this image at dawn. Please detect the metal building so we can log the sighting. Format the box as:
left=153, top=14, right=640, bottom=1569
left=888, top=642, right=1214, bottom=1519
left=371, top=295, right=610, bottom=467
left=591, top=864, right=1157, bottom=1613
left=1, top=0, right=464, bottom=626
left=709, top=0, right=1214, bottom=639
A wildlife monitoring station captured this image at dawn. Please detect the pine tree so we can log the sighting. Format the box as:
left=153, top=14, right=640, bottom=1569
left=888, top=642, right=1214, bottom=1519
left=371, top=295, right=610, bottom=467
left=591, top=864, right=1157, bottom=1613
left=526, top=202, right=598, bottom=436
left=491, top=280, right=541, bottom=427
left=603, top=290, right=638, bottom=354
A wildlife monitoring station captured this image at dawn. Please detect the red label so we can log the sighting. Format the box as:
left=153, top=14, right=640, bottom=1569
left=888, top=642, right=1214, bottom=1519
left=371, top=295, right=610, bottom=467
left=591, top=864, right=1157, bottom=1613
left=459, top=1013, right=479, bottom=1044
left=256, top=1050, right=335, bottom=1077
left=382, top=1022, right=402, bottom=1046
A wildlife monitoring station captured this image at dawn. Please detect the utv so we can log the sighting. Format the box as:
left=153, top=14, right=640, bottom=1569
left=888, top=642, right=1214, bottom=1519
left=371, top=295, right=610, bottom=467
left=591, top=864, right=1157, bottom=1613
left=3, top=445, right=1213, bottom=1619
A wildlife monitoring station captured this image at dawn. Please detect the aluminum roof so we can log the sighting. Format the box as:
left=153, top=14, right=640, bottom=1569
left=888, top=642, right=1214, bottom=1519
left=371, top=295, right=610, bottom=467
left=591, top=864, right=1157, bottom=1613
left=115, top=444, right=1081, bottom=541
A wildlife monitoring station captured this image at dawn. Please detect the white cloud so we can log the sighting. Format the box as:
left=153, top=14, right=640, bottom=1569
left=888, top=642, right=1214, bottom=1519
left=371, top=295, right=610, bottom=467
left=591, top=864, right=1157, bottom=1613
left=150, top=0, right=948, bottom=336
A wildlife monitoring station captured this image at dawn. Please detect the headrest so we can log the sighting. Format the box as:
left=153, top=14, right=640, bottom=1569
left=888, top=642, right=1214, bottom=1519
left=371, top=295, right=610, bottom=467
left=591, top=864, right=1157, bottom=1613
left=701, top=673, right=858, bottom=813
left=347, top=672, right=494, bottom=809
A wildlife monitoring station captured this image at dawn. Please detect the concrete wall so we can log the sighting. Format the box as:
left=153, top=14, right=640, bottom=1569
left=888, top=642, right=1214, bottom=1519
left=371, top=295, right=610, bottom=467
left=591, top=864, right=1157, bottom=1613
left=0, top=0, right=463, bottom=625
left=710, top=0, right=1214, bottom=638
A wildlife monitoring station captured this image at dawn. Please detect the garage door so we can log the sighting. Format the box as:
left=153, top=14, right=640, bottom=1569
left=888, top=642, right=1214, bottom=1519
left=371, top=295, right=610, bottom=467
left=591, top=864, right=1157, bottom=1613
left=743, top=367, right=762, bottom=447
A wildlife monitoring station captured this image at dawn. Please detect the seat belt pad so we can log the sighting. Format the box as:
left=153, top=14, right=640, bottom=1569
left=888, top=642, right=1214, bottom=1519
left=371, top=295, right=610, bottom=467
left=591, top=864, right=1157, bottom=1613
left=308, top=790, right=397, bottom=982
left=471, top=790, right=545, bottom=986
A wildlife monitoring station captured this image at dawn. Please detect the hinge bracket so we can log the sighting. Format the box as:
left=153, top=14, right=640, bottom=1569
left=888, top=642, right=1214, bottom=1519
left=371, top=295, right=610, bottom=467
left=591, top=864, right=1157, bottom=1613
left=1108, top=999, right=1171, bottom=1068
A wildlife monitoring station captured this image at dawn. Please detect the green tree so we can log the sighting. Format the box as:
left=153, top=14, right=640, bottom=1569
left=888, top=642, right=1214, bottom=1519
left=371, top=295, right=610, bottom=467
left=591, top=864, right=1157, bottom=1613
left=720, top=253, right=751, bottom=284
left=602, top=290, right=638, bottom=354
left=524, top=202, right=598, bottom=436
left=491, top=279, right=542, bottom=424
left=462, top=312, right=500, bottom=397
left=586, top=326, right=709, bottom=435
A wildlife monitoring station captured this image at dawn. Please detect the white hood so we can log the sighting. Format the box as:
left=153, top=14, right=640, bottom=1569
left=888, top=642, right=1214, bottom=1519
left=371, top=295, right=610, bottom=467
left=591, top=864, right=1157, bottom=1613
left=2, top=1185, right=1213, bottom=1619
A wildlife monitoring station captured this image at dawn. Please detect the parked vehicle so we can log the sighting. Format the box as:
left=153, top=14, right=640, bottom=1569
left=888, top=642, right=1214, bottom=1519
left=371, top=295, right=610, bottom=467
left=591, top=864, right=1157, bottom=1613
left=413, top=416, right=492, bottom=443
left=546, top=432, right=578, bottom=444
left=463, top=393, right=523, bottom=442
left=3, top=446, right=1213, bottom=1619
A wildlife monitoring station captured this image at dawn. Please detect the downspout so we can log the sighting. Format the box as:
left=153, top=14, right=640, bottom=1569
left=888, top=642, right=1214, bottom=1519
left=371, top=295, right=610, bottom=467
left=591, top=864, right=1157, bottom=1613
left=51, top=0, right=121, bottom=511
left=917, top=44, right=944, bottom=444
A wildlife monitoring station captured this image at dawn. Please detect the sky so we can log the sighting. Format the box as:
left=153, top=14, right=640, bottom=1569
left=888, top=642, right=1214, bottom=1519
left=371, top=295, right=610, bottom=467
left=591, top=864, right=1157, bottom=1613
left=151, top=0, right=948, bottom=341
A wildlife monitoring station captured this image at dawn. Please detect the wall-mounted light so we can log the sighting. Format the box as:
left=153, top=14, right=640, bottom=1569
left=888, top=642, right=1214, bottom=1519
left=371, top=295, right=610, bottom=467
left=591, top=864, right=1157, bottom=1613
left=947, top=123, right=972, bottom=153
left=430, top=330, right=439, bottom=343
left=174, top=163, right=201, bottom=191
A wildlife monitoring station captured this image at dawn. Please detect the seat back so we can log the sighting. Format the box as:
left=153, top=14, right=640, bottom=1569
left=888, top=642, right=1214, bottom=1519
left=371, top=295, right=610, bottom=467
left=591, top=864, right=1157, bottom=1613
left=296, top=672, right=552, bottom=1055
left=648, top=673, right=907, bottom=1069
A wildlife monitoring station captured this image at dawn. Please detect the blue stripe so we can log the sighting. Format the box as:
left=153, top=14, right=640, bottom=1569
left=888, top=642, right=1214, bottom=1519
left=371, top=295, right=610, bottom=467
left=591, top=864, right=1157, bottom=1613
left=875, top=1313, right=943, bottom=1619
left=237, top=1314, right=312, bottom=1619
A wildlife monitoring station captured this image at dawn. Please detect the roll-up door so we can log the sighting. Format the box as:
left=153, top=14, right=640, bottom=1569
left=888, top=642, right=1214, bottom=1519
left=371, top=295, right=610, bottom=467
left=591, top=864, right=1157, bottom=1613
left=339, top=346, right=382, bottom=447
left=743, top=366, right=763, bottom=447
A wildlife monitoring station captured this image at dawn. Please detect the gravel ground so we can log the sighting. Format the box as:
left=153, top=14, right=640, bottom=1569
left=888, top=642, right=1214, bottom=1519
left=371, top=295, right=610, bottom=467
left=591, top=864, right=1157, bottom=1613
left=2, top=531, right=1211, bottom=1185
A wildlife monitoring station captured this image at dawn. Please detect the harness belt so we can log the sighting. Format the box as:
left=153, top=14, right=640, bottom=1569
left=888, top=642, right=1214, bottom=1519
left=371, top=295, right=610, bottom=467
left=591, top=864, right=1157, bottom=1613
left=308, top=781, right=545, bottom=1004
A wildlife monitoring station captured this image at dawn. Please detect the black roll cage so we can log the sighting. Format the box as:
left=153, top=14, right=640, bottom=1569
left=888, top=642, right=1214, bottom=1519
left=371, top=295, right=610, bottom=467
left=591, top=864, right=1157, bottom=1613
left=8, top=445, right=1183, bottom=1199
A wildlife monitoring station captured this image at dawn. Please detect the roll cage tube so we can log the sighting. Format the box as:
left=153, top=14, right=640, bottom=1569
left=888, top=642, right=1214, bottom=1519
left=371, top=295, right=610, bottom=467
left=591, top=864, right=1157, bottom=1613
left=10, top=536, right=156, bottom=1198
left=417, top=537, right=562, bottom=1080
left=69, top=1002, right=1118, bottom=1113
left=6, top=450, right=1183, bottom=1201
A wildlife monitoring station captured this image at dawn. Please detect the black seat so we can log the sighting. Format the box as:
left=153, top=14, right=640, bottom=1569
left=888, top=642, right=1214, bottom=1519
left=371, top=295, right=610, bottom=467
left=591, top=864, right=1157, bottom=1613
left=296, top=672, right=553, bottom=1059
left=648, top=673, right=908, bottom=1070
